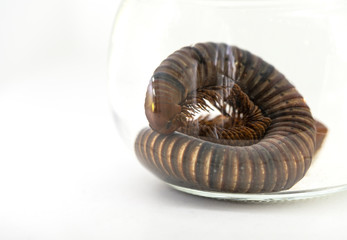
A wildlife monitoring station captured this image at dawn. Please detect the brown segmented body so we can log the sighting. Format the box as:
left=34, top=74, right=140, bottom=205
left=135, top=42, right=327, bottom=193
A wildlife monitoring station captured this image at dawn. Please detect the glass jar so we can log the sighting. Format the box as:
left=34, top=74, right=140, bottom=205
left=108, top=0, right=347, bottom=201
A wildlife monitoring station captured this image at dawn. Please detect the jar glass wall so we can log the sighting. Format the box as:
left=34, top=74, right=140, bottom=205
left=108, top=0, right=347, bottom=201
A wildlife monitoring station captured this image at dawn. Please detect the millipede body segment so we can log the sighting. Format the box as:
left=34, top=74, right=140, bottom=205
left=135, top=42, right=327, bottom=193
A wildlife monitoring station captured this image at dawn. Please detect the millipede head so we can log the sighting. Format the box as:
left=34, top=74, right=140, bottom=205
left=144, top=84, right=182, bottom=134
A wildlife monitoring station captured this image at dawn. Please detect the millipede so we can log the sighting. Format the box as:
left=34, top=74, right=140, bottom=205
left=134, top=42, right=328, bottom=193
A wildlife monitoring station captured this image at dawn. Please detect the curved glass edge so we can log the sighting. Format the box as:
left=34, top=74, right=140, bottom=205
left=168, top=183, right=347, bottom=202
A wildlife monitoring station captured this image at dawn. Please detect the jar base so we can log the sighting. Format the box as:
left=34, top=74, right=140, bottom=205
left=167, top=183, right=347, bottom=202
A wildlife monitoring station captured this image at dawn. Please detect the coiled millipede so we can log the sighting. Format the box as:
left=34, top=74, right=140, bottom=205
left=135, top=42, right=328, bottom=193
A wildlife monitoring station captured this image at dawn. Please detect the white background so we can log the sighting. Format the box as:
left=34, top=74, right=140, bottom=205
left=0, top=0, right=347, bottom=239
